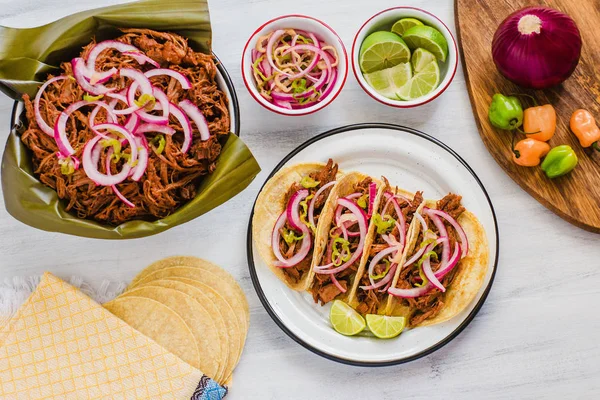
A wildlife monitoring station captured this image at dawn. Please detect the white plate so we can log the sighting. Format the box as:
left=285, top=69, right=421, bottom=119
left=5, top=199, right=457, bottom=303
left=247, top=124, right=498, bottom=365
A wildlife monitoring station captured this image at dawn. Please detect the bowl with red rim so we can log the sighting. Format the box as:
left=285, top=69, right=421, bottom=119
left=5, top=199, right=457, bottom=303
left=241, top=14, right=348, bottom=116
left=352, top=7, right=458, bottom=108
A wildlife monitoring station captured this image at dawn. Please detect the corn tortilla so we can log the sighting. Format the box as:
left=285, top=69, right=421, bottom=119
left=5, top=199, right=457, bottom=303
left=130, top=279, right=238, bottom=384
left=103, top=296, right=200, bottom=371
left=251, top=163, right=343, bottom=290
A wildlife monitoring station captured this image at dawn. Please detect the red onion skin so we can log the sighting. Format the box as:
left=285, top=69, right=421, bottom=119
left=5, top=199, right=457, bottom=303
left=492, top=6, right=582, bottom=89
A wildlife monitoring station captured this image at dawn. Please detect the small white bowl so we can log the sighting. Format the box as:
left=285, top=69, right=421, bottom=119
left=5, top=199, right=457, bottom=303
left=242, top=15, right=348, bottom=116
left=352, top=7, right=458, bottom=108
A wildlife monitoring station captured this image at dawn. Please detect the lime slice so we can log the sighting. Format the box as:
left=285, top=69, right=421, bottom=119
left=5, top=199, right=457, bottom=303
left=395, top=60, right=440, bottom=100
left=364, top=62, right=412, bottom=99
left=391, top=18, right=424, bottom=37
left=366, top=314, right=406, bottom=339
left=411, top=48, right=437, bottom=73
left=329, top=300, right=366, bottom=336
left=359, top=31, right=410, bottom=73
left=402, top=25, right=449, bottom=62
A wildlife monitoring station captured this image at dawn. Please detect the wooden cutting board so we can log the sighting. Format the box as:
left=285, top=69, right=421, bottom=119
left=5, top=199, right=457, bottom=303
left=455, top=0, right=600, bottom=233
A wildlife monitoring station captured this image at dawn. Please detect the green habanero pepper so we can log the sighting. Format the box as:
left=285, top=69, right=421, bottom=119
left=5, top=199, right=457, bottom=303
left=541, top=145, right=578, bottom=179
left=488, top=94, right=523, bottom=130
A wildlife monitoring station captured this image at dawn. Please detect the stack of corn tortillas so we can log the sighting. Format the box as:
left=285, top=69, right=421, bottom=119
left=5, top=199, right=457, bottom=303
left=103, top=256, right=249, bottom=386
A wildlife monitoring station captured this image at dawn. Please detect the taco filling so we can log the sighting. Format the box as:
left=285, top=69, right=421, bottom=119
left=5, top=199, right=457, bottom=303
left=271, top=159, right=338, bottom=285
left=354, top=186, right=423, bottom=315
left=388, top=193, right=469, bottom=326
left=311, top=177, right=377, bottom=305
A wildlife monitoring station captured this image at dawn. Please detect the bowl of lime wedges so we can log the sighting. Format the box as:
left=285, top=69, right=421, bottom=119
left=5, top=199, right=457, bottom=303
left=352, top=7, right=458, bottom=107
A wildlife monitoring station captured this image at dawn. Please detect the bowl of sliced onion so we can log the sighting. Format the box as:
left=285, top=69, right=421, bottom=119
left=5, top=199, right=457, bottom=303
left=242, top=15, right=348, bottom=116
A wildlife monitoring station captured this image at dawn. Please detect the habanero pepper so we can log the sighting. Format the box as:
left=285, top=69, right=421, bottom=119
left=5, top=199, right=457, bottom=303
left=570, top=109, right=600, bottom=150
left=540, top=145, right=578, bottom=179
left=512, top=138, right=550, bottom=167
left=488, top=94, right=523, bottom=130
left=524, top=104, right=556, bottom=142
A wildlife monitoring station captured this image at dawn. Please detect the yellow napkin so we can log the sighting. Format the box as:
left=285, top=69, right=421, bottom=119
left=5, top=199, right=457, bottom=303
left=0, top=273, right=227, bottom=399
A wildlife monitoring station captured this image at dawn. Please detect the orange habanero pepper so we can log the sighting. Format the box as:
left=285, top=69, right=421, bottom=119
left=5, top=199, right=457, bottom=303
left=513, top=138, right=550, bottom=167
left=524, top=104, right=556, bottom=141
left=570, top=109, right=600, bottom=149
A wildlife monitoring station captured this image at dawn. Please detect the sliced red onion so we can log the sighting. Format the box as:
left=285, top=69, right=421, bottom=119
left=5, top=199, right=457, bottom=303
left=388, top=282, right=434, bottom=298
left=122, top=51, right=160, bottom=68
left=361, top=263, right=397, bottom=291
left=88, top=68, right=117, bottom=85
left=414, top=211, right=428, bottom=233
left=271, top=212, right=312, bottom=268
left=389, top=242, right=461, bottom=299
left=252, top=49, right=260, bottom=63
left=272, top=98, right=292, bottom=109
left=135, top=123, right=175, bottom=136
left=266, top=29, right=288, bottom=76
left=179, top=99, right=210, bottom=143
left=135, top=87, right=170, bottom=125
left=403, top=244, right=428, bottom=268
left=308, top=180, right=336, bottom=230
left=105, top=148, right=135, bottom=208
left=425, top=208, right=469, bottom=258
left=86, top=40, right=139, bottom=72
left=421, top=241, right=446, bottom=292
left=428, top=212, right=450, bottom=267
left=286, top=189, right=309, bottom=232
left=319, top=68, right=337, bottom=100
left=88, top=103, right=118, bottom=136
left=283, top=44, right=333, bottom=83
left=314, top=198, right=367, bottom=274
left=367, top=246, right=398, bottom=287
left=169, top=102, right=193, bottom=153
left=71, top=58, right=113, bottom=95
left=435, top=242, right=461, bottom=279
left=382, top=193, right=407, bottom=251
left=145, top=68, right=192, bottom=89
left=121, top=68, right=153, bottom=96
left=55, top=100, right=113, bottom=156
left=330, top=273, right=346, bottom=293
left=125, top=113, right=140, bottom=133
left=83, top=136, right=131, bottom=186
left=34, top=76, right=68, bottom=136
left=270, top=70, right=327, bottom=101
left=130, top=135, right=148, bottom=182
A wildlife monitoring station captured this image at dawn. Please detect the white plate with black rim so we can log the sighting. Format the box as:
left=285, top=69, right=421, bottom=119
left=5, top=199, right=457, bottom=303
left=246, top=123, right=498, bottom=366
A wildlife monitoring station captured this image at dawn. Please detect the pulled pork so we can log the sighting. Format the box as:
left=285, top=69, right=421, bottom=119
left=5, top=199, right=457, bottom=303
left=21, top=29, right=230, bottom=225
left=355, top=186, right=424, bottom=315
left=311, top=177, right=372, bottom=305
left=394, top=193, right=464, bottom=327
left=279, top=160, right=338, bottom=285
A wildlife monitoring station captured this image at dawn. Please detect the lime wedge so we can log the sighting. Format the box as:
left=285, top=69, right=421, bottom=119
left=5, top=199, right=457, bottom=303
left=402, top=25, right=449, bottom=62
left=330, top=300, right=366, bottom=336
left=395, top=60, right=440, bottom=100
left=366, top=314, right=406, bottom=339
left=359, top=31, right=410, bottom=73
left=411, top=48, right=437, bottom=73
left=391, top=18, right=424, bottom=37
left=364, top=62, right=412, bottom=99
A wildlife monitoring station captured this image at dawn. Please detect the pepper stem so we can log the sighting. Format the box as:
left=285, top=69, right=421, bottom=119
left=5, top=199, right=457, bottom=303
left=515, top=126, right=541, bottom=135
left=511, top=132, right=520, bottom=158
left=593, top=142, right=600, bottom=152
left=507, top=93, right=539, bottom=107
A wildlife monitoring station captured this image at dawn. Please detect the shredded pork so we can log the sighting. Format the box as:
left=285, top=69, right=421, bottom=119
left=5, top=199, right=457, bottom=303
left=21, top=29, right=230, bottom=225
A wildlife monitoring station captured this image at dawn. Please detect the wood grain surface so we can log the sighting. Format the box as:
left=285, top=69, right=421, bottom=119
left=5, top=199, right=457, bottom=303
left=456, top=0, right=600, bottom=233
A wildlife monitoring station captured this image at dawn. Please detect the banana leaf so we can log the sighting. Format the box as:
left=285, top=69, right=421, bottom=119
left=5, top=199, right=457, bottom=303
left=0, top=0, right=260, bottom=239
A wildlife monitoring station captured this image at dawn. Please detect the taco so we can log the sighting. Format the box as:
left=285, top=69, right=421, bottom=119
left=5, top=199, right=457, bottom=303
left=347, top=179, right=423, bottom=315
left=308, top=172, right=382, bottom=305
left=253, top=159, right=341, bottom=290
left=386, top=193, right=489, bottom=327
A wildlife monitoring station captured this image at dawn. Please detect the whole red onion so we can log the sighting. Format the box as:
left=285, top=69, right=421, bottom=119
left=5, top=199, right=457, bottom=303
left=492, top=6, right=582, bottom=89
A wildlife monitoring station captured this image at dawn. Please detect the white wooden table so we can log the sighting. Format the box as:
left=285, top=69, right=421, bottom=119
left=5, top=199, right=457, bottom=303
left=1, top=1, right=599, bottom=398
